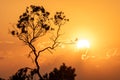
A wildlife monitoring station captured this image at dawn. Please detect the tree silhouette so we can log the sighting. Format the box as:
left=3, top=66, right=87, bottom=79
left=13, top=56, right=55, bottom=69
left=0, top=77, right=5, bottom=80
left=43, top=63, right=76, bottom=80
left=10, top=5, right=68, bottom=80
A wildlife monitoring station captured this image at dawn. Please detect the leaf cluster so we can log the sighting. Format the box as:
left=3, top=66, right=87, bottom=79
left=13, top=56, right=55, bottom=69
left=43, top=63, right=76, bottom=80
left=11, top=5, right=68, bottom=44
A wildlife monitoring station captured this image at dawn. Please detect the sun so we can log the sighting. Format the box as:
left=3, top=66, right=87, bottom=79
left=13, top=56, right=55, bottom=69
left=76, top=39, right=90, bottom=48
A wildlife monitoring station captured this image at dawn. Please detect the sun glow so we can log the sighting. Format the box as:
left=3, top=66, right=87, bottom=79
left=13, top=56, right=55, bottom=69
left=76, top=39, right=90, bottom=48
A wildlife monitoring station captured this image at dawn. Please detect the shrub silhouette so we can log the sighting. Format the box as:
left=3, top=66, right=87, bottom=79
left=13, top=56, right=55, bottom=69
left=43, top=63, right=76, bottom=80
left=9, top=63, right=76, bottom=80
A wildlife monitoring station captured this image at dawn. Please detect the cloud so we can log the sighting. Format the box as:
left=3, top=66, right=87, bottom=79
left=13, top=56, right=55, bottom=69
left=105, top=48, right=118, bottom=59
left=0, top=40, right=17, bottom=52
left=0, top=40, right=15, bottom=44
left=0, top=41, right=2, bottom=43
left=4, top=41, right=15, bottom=44
left=0, top=57, right=4, bottom=60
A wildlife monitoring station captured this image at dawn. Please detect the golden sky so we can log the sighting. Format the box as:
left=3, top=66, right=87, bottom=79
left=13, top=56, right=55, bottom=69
left=0, top=0, right=120, bottom=80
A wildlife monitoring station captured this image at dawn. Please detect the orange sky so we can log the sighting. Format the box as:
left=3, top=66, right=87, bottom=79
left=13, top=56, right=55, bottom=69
left=0, top=0, right=120, bottom=80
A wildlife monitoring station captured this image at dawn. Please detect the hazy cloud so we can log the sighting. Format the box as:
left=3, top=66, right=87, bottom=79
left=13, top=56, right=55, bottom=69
left=0, top=57, right=4, bottom=60
left=4, top=41, right=15, bottom=44
left=105, top=48, right=118, bottom=59
left=0, top=41, right=2, bottom=43
left=0, top=40, right=15, bottom=45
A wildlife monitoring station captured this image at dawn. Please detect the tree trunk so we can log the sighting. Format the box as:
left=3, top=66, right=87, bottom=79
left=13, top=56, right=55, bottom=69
left=35, top=56, right=43, bottom=80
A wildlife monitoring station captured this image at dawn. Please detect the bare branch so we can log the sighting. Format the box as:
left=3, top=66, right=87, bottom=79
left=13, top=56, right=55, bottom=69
left=38, top=25, right=62, bottom=56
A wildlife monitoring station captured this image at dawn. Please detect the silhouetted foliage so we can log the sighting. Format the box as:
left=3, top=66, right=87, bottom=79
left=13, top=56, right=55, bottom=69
left=0, top=77, right=5, bottom=80
left=9, top=67, right=37, bottom=80
left=9, top=63, right=76, bottom=80
left=43, top=63, right=76, bottom=80
left=10, top=5, right=68, bottom=80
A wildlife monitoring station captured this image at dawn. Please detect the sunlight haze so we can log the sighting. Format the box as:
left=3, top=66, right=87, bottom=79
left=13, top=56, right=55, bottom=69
left=0, top=0, right=120, bottom=80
